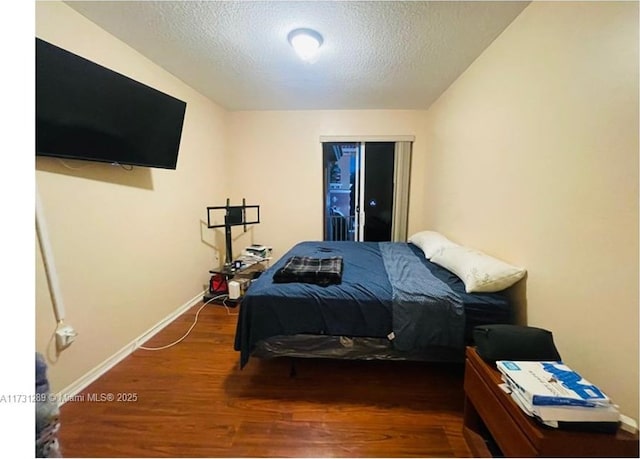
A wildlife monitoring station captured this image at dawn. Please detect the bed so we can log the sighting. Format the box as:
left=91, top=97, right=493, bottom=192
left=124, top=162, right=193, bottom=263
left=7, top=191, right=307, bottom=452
left=234, top=240, right=514, bottom=368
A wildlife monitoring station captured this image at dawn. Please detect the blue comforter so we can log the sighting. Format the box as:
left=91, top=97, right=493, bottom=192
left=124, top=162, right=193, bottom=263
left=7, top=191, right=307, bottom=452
left=234, top=241, right=470, bottom=368
left=380, top=242, right=464, bottom=351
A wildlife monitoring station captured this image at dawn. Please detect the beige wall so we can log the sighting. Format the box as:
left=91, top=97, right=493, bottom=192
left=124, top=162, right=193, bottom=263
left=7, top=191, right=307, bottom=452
left=226, top=110, right=427, bottom=261
left=420, top=1, right=638, bottom=418
left=35, top=2, right=229, bottom=392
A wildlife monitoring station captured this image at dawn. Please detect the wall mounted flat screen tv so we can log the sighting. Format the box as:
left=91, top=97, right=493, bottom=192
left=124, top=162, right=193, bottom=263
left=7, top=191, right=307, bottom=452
left=36, top=38, right=187, bottom=169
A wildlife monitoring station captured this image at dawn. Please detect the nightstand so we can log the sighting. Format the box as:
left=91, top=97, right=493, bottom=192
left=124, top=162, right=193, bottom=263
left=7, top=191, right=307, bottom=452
left=463, top=346, right=639, bottom=457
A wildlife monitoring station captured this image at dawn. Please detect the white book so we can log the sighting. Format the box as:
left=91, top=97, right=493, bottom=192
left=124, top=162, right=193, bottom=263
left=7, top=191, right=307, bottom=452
left=496, top=360, right=611, bottom=407
left=506, top=378, right=620, bottom=424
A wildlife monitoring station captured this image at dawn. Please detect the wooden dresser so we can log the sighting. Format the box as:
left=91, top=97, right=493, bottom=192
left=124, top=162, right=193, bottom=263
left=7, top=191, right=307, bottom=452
left=463, top=346, right=639, bottom=457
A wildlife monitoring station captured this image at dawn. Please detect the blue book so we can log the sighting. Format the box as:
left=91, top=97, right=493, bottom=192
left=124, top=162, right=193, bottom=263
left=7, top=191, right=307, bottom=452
left=496, top=360, right=612, bottom=407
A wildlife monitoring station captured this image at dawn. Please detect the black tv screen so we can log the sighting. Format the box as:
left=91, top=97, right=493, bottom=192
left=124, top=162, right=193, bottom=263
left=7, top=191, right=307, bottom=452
left=36, top=38, right=187, bottom=169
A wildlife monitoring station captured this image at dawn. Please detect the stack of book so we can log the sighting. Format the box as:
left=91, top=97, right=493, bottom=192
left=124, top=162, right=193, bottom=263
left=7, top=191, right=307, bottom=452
left=496, top=360, right=620, bottom=431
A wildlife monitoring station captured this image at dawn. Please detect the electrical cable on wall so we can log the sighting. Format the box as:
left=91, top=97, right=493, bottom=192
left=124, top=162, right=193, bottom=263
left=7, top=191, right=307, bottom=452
left=37, top=185, right=79, bottom=351
left=58, top=159, right=89, bottom=171
left=36, top=186, right=66, bottom=324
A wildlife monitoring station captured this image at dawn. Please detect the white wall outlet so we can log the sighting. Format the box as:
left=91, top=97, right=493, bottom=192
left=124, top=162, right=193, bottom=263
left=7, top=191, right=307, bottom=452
left=55, top=325, right=78, bottom=350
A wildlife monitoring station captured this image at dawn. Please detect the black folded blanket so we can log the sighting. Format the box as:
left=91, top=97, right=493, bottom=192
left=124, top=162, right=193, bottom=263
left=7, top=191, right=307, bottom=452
left=273, top=256, right=343, bottom=286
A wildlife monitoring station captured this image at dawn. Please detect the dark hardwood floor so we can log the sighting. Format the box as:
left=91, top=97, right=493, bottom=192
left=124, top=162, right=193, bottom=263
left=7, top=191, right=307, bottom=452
left=57, top=302, right=473, bottom=458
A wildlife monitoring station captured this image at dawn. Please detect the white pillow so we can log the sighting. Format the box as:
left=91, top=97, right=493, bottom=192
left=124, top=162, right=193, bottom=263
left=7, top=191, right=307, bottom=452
left=430, top=245, right=526, bottom=293
left=408, top=230, right=458, bottom=259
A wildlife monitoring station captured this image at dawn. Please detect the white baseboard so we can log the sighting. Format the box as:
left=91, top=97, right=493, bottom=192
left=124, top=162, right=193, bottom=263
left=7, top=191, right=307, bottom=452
left=56, top=289, right=206, bottom=405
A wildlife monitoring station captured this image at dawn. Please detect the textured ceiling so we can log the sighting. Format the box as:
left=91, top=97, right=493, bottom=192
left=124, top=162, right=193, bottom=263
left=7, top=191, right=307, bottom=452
left=64, top=1, right=529, bottom=111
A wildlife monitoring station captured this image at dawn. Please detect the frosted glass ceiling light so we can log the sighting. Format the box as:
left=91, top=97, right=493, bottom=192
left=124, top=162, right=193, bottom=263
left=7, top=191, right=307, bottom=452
left=288, top=28, right=323, bottom=62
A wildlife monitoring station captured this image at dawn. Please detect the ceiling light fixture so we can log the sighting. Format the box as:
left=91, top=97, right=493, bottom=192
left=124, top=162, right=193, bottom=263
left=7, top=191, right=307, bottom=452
left=287, top=28, right=323, bottom=62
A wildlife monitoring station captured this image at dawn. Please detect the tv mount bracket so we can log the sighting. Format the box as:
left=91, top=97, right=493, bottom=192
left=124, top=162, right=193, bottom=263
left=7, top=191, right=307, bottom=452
left=206, top=198, right=260, bottom=267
